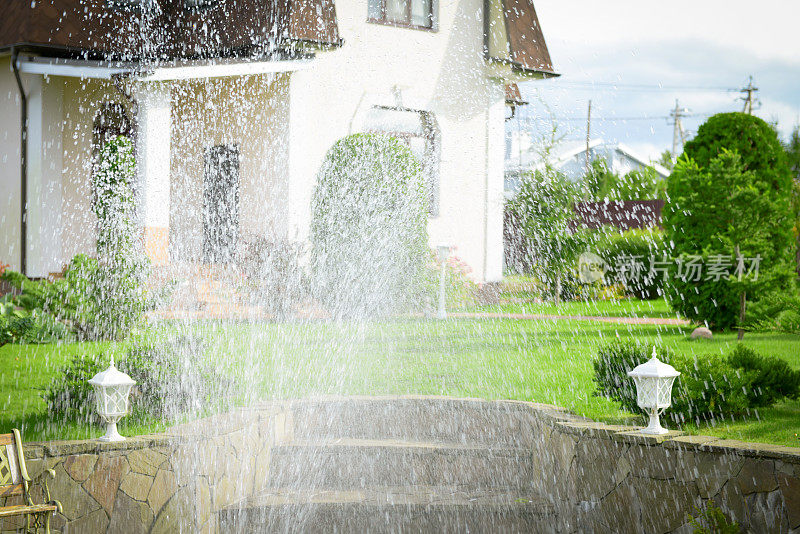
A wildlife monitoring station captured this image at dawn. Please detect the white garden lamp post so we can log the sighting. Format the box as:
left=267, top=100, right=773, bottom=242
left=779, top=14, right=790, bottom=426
left=627, top=347, right=680, bottom=435
left=88, top=357, right=136, bottom=442
left=436, top=244, right=450, bottom=320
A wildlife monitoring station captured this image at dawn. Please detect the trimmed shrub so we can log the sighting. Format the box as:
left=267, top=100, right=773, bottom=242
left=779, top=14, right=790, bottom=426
left=592, top=341, right=674, bottom=414
left=310, top=134, right=428, bottom=319
left=43, top=337, right=234, bottom=422
left=505, top=169, right=583, bottom=302
left=664, top=144, right=795, bottom=330
left=592, top=342, right=800, bottom=424
left=682, top=113, right=792, bottom=190
left=728, top=344, right=800, bottom=408
left=590, top=228, right=666, bottom=300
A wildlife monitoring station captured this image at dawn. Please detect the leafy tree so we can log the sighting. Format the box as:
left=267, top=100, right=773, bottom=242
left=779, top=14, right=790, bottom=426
left=310, top=134, right=428, bottom=319
left=506, top=167, right=583, bottom=303
left=782, top=125, right=800, bottom=276
left=656, top=150, right=675, bottom=171
left=664, top=115, right=795, bottom=332
left=785, top=125, right=800, bottom=179
left=584, top=158, right=665, bottom=200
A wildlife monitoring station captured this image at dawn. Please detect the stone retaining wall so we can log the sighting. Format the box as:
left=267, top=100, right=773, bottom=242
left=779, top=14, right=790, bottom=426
left=524, top=404, right=800, bottom=533
left=3, top=398, right=799, bottom=533
left=1, top=405, right=291, bottom=534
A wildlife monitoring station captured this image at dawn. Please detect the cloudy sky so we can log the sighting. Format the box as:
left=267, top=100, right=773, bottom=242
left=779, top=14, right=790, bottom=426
left=514, top=0, right=800, bottom=160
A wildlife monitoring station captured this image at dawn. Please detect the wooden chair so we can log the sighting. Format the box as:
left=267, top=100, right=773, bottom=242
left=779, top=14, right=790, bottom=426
left=0, top=430, right=61, bottom=533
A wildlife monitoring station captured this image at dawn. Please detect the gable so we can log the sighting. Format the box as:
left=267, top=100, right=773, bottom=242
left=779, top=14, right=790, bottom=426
left=485, top=0, right=555, bottom=76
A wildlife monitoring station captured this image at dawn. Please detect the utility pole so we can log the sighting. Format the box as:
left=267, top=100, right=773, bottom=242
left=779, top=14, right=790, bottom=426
left=585, top=99, right=592, bottom=174
left=669, top=99, right=690, bottom=158
left=739, top=76, right=759, bottom=114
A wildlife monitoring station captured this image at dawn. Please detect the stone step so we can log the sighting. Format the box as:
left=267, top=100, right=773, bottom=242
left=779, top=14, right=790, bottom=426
left=266, top=439, right=536, bottom=490
left=285, top=397, right=568, bottom=447
left=218, top=486, right=557, bottom=533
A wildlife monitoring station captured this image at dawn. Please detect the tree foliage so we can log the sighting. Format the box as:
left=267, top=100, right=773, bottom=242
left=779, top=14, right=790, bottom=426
left=506, top=168, right=584, bottom=301
left=584, top=158, right=665, bottom=200
left=310, top=134, right=428, bottom=319
left=664, top=113, right=795, bottom=330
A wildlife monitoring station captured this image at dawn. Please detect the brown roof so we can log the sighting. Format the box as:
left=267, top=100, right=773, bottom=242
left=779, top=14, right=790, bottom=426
left=505, top=83, right=527, bottom=106
left=501, top=0, right=555, bottom=74
left=0, top=0, right=341, bottom=60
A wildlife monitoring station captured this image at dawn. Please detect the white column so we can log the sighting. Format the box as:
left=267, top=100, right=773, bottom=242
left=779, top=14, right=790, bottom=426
left=26, top=75, right=64, bottom=278
left=134, top=82, right=171, bottom=265
left=483, top=79, right=506, bottom=282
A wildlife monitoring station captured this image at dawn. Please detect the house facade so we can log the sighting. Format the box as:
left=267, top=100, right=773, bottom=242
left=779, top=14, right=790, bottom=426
left=0, top=0, right=555, bottom=283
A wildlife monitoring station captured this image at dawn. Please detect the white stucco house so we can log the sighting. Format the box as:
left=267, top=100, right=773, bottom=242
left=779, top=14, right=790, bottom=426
left=504, top=134, right=669, bottom=196
left=1, top=0, right=556, bottom=284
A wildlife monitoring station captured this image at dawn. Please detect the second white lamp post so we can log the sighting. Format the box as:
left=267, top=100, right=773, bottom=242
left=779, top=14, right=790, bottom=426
left=627, top=347, right=680, bottom=435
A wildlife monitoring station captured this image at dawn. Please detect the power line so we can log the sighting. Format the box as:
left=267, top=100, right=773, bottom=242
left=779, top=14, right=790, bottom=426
left=533, top=81, right=737, bottom=93
left=515, top=113, right=711, bottom=122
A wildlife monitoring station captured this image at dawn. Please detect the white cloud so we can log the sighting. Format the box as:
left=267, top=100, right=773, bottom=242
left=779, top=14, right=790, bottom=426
left=536, top=0, right=800, bottom=66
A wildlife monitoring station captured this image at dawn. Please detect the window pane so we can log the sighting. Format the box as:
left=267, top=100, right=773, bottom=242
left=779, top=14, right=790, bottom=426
left=411, top=0, right=431, bottom=27
left=364, top=108, right=425, bottom=136
left=385, top=0, right=408, bottom=24
left=367, top=0, right=382, bottom=20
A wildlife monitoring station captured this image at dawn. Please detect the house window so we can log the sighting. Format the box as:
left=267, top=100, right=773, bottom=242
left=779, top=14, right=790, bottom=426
left=365, top=106, right=441, bottom=217
left=368, top=0, right=437, bottom=30
left=92, top=103, right=132, bottom=162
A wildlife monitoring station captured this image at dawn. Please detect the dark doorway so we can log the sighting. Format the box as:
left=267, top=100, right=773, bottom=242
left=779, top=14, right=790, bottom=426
left=203, top=144, right=240, bottom=264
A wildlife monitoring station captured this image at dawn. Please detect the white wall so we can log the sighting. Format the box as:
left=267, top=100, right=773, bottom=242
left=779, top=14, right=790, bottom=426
left=0, top=58, right=22, bottom=271
left=288, top=0, right=506, bottom=281
left=169, top=74, right=291, bottom=263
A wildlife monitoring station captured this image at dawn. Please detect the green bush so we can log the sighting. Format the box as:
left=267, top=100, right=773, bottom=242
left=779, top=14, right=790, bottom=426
left=592, top=341, right=673, bottom=414
left=688, top=502, right=740, bottom=533
left=745, top=290, right=800, bottom=334
left=0, top=253, right=149, bottom=341
left=590, top=228, right=666, bottom=300
left=43, top=352, right=103, bottom=422
left=682, top=113, right=792, bottom=190
left=506, top=169, right=584, bottom=302
left=670, top=353, right=750, bottom=424
left=310, top=134, right=428, bottom=318
left=584, top=158, right=666, bottom=200
left=664, top=141, right=795, bottom=329
left=44, top=337, right=234, bottom=422
left=728, top=344, right=800, bottom=408
left=592, top=342, right=800, bottom=424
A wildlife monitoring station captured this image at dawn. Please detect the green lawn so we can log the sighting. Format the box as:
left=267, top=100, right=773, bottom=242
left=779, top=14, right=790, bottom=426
left=3, top=313, right=799, bottom=446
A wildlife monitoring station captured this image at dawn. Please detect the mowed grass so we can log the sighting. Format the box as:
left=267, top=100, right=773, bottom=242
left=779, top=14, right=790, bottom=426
left=3, top=314, right=799, bottom=446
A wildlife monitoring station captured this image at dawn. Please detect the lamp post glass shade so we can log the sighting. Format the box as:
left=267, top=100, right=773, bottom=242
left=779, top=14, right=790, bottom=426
left=88, top=357, right=136, bottom=442
left=627, top=347, right=680, bottom=435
